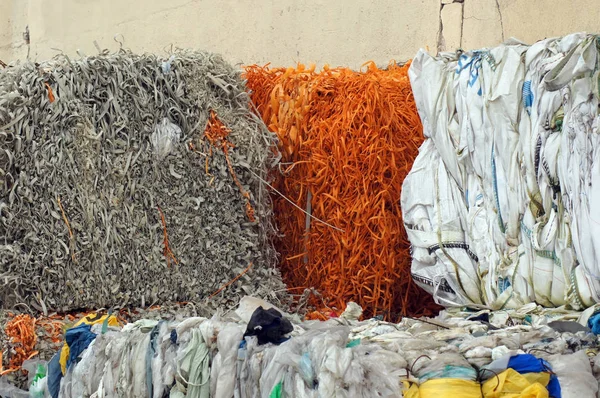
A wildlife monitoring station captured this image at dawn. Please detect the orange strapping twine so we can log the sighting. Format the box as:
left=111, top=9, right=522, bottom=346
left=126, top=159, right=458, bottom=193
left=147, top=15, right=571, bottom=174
left=245, top=61, right=441, bottom=321
left=208, top=262, right=254, bottom=299
left=45, top=82, right=55, bottom=103
left=158, top=206, right=178, bottom=267
left=201, top=110, right=256, bottom=222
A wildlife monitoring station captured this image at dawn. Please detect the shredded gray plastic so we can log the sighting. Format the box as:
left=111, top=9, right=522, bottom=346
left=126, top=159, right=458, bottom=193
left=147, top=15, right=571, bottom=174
left=0, top=49, right=288, bottom=314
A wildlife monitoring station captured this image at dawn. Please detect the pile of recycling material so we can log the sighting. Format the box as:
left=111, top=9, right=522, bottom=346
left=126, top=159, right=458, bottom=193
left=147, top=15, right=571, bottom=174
left=402, top=32, right=600, bottom=309
left=0, top=50, right=288, bottom=314
left=0, top=304, right=206, bottom=379
left=244, top=62, right=438, bottom=320
left=2, top=298, right=600, bottom=397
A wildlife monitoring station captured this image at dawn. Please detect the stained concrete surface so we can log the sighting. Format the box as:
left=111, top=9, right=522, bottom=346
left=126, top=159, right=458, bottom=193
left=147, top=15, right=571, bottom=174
left=0, top=0, right=599, bottom=68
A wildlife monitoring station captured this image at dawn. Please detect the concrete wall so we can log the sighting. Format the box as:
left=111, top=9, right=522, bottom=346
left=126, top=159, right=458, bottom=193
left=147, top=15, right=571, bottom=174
left=1, top=0, right=599, bottom=69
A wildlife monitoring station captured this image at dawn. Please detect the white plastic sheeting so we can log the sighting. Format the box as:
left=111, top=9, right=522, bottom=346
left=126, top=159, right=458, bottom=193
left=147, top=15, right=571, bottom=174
left=10, top=301, right=600, bottom=398
left=402, top=33, right=600, bottom=309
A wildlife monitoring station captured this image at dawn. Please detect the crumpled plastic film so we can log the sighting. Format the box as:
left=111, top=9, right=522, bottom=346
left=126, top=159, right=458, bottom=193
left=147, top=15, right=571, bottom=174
left=481, top=368, right=549, bottom=398
left=2, top=298, right=598, bottom=397
left=403, top=33, right=600, bottom=309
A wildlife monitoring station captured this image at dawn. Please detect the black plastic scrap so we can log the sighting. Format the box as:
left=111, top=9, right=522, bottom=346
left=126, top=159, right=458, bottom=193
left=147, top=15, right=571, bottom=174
left=243, top=306, right=294, bottom=345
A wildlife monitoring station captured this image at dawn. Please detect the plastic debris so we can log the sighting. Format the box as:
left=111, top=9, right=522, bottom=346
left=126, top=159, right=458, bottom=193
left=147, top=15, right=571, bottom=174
left=403, top=33, right=600, bottom=310
left=1, top=300, right=598, bottom=396
left=245, top=62, right=439, bottom=320
left=0, top=50, right=289, bottom=316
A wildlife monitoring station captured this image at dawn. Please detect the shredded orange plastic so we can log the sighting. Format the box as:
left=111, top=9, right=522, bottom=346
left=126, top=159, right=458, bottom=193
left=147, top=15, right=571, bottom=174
left=2, top=310, right=131, bottom=374
left=245, top=62, right=440, bottom=320
left=158, top=205, right=178, bottom=267
left=3, top=314, right=37, bottom=373
left=45, top=82, right=55, bottom=103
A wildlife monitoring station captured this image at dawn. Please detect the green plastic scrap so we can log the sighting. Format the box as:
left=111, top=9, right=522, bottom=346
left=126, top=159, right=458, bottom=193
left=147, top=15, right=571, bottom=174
left=269, top=381, right=283, bottom=398
left=29, top=364, right=47, bottom=397
left=346, top=339, right=361, bottom=348
left=34, top=364, right=46, bottom=380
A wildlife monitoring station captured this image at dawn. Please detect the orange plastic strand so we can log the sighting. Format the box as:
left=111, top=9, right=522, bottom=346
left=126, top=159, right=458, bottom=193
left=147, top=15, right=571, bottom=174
left=157, top=206, right=178, bottom=267
left=45, top=82, right=55, bottom=103
left=208, top=262, right=254, bottom=299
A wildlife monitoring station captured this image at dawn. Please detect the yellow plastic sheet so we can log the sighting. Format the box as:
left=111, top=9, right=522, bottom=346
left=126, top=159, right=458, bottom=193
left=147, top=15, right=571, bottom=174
left=482, top=369, right=549, bottom=398
left=60, top=314, right=120, bottom=374
left=403, top=379, right=483, bottom=397
left=402, top=370, right=551, bottom=398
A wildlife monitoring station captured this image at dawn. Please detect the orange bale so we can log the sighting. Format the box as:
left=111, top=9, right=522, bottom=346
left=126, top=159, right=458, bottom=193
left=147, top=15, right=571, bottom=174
left=245, top=62, right=440, bottom=320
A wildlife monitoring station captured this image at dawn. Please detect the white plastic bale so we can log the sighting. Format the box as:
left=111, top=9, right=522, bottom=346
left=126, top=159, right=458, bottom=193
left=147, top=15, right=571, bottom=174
left=18, top=304, right=600, bottom=398
left=401, top=139, right=482, bottom=306
left=152, top=323, right=171, bottom=398
left=212, top=324, right=244, bottom=398
left=404, top=33, right=600, bottom=310
left=71, top=339, right=97, bottom=397
left=548, top=351, right=599, bottom=397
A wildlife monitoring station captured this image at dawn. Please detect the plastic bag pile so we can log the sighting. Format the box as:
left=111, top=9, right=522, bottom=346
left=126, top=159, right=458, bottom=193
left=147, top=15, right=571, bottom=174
left=0, top=50, right=287, bottom=314
left=3, top=298, right=600, bottom=397
left=402, top=33, right=600, bottom=309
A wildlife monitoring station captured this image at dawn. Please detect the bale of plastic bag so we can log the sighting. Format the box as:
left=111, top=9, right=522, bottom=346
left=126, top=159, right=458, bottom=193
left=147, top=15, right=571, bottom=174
left=0, top=50, right=288, bottom=315
left=403, top=32, right=600, bottom=310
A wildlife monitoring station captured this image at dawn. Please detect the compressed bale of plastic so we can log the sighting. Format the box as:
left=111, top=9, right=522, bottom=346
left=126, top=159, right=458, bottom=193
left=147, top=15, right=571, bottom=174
left=0, top=50, right=288, bottom=315
left=403, top=33, right=600, bottom=310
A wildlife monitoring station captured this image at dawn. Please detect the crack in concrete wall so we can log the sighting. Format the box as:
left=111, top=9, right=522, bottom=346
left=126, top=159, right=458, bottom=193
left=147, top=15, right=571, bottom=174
left=436, top=2, right=445, bottom=52
left=438, top=0, right=465, bottom=53
left=437, top=0, right=515, bottom=54
left=494, top=0, right=505, bottom=42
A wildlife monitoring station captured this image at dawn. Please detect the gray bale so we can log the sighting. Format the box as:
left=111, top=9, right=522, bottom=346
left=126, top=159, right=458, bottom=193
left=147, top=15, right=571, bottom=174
left=0, top=50, right=288, bottom=314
